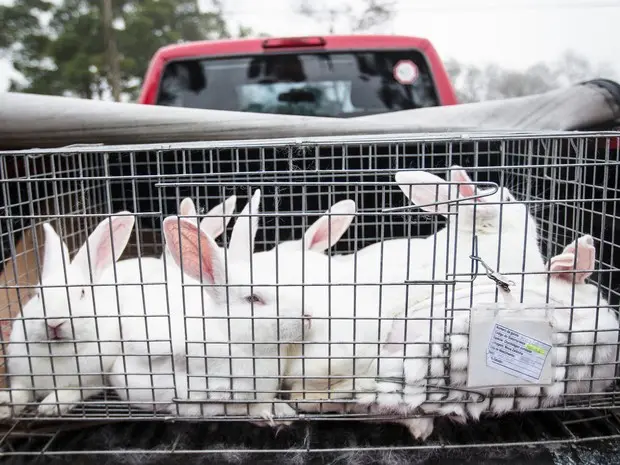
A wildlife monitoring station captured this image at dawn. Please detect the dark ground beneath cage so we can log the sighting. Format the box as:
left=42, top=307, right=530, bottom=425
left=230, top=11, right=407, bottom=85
left=2, top=410, right=620, bottom=465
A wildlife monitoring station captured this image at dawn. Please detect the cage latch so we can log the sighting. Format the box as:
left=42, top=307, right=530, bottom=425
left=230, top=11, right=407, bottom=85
left=470, top=255, right=514, bottom=293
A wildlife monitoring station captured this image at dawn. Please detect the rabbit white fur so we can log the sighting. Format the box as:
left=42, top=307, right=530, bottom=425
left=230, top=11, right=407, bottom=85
left=0, top=213, right=137, bottom=418
left=357, top=167, right=618, bottom=440
left=108, top=190, right=312, bottom=427
left=271, top=199, right=427, bottom=284
left=276, top=236, right=419, bottom=410
left=282, top=279, right=410, bottom=412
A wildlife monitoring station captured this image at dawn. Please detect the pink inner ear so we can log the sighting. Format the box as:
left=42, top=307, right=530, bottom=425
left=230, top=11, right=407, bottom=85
left=451, top=169, right=476, bottom=199
left=309, top=226, right=328, bottom=250
left=95, top=220, right=128, bottom=271
left=168, top=221, right=215, bottom=283
left=580, top=245, right=595, bottom=272
left=549, top=237, right=596, bottom=284
left=549, top=254, right=574, bottom=273
left=549, top=253, right=589, bottom=284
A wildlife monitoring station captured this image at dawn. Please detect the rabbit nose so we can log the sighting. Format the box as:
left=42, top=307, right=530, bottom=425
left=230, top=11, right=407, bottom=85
left=47, top=321, right=65, bottom=340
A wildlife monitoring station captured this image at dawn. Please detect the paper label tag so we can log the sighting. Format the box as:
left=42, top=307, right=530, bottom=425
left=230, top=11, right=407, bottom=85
left=467, top=303, right=554, bottom=388
left=486, top=323, right=551, bottom=382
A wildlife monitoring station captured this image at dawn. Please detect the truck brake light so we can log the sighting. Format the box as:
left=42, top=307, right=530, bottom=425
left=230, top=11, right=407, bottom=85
left=262, top=37, right=326, bottom=49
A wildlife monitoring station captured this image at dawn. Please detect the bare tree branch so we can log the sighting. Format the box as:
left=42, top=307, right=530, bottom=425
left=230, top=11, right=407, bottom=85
left=352, top=0, right=396, bottom=32
left=447, top=50, right=617, bottom=103
left=293, top=0, right=395, bottom=34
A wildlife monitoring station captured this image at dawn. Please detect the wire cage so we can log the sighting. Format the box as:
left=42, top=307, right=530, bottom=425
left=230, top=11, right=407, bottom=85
left=1, top=131, right=620, bottom=461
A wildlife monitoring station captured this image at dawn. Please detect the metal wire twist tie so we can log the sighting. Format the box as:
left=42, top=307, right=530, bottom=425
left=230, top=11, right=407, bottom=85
left=469, top=255, right=515, bottom=294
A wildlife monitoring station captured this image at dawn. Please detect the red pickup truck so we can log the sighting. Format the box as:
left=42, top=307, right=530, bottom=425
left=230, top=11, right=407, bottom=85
left=138, top=35, right=458, bottom=117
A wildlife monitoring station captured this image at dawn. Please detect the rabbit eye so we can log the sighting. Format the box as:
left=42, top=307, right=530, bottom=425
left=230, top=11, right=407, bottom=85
left=245, top=294, right=264, bottom=305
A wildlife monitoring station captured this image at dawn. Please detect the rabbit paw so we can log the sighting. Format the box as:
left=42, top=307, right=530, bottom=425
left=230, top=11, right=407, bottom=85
left=36, top=390, right=82, bottom=417
left=401, top=417, right=435, bottom=441
left=357, top=382, right=406, bottom=411
left=37, top=402, right=64, bottom=417
left=250, top=402, right=296, bottom=428
left=0, top=405, right=13, bottom=420
left=0, top=390, right=30, bottom=419
left=0, top=392, right=14, bottom=419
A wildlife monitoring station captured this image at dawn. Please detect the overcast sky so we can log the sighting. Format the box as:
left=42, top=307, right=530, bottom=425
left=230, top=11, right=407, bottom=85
left=1, top=0, right=619, bottom=93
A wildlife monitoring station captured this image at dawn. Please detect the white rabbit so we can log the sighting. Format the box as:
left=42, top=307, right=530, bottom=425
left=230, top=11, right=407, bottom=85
left=279, top=241, right=422, bottom=412
left=356, top=166, right=549, bottom=437
left=358, top=168, right=618, bottom=440
left=213, top=199, right=401, bottom=413
left=108, top=193, right=251, bottom=418
left=361, top=166, right=546, bottom=397
left=257, top=198, right=432, bottom=414
left=401, top=234, right=618, bottom=439
left=0, top=212, right=136, bottom=418
left=108, top=190, right=312, bottom=427
left=462, top=234, right=618, bottom=420
left=268, top=167, right=547, bottom=435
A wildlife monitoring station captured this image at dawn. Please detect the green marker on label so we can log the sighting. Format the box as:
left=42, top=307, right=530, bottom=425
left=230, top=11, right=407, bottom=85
left=525, top=343, right=547, bottom=355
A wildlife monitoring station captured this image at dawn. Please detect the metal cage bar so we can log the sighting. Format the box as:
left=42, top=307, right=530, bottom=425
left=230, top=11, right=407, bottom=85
left=0, top=131, right=619, bottom=456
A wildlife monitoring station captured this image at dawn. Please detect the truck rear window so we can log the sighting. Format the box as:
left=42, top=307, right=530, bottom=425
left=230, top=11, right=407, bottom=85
left=156, top=50, right=440, bottom=117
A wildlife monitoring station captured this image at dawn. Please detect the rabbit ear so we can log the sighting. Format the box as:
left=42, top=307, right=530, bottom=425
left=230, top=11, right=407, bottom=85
left=72, top=212, right=136, bottom=283
left=199, top=195, right=237, bottom=239
left=163, top=216, right=224, bottom=286
left=549, top=235, right=596, bottom=283
left=448, top=165, right=477, bottom=199
left=303, top=199, right=356, bottom=252
left=395, top=170, right=452, bottom=215
left=178, top=198, right=197, bottom=217
left=228, top=189, right=261, bottom=260
left=41, top=222, right=71, bottom=282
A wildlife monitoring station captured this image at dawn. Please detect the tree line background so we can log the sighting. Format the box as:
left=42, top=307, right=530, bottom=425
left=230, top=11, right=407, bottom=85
left=0, top=0, right=615, bottom=103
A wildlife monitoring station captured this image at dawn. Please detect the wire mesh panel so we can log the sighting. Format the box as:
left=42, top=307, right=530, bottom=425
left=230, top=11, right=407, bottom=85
left=0, top=132, right=620, bottom=459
